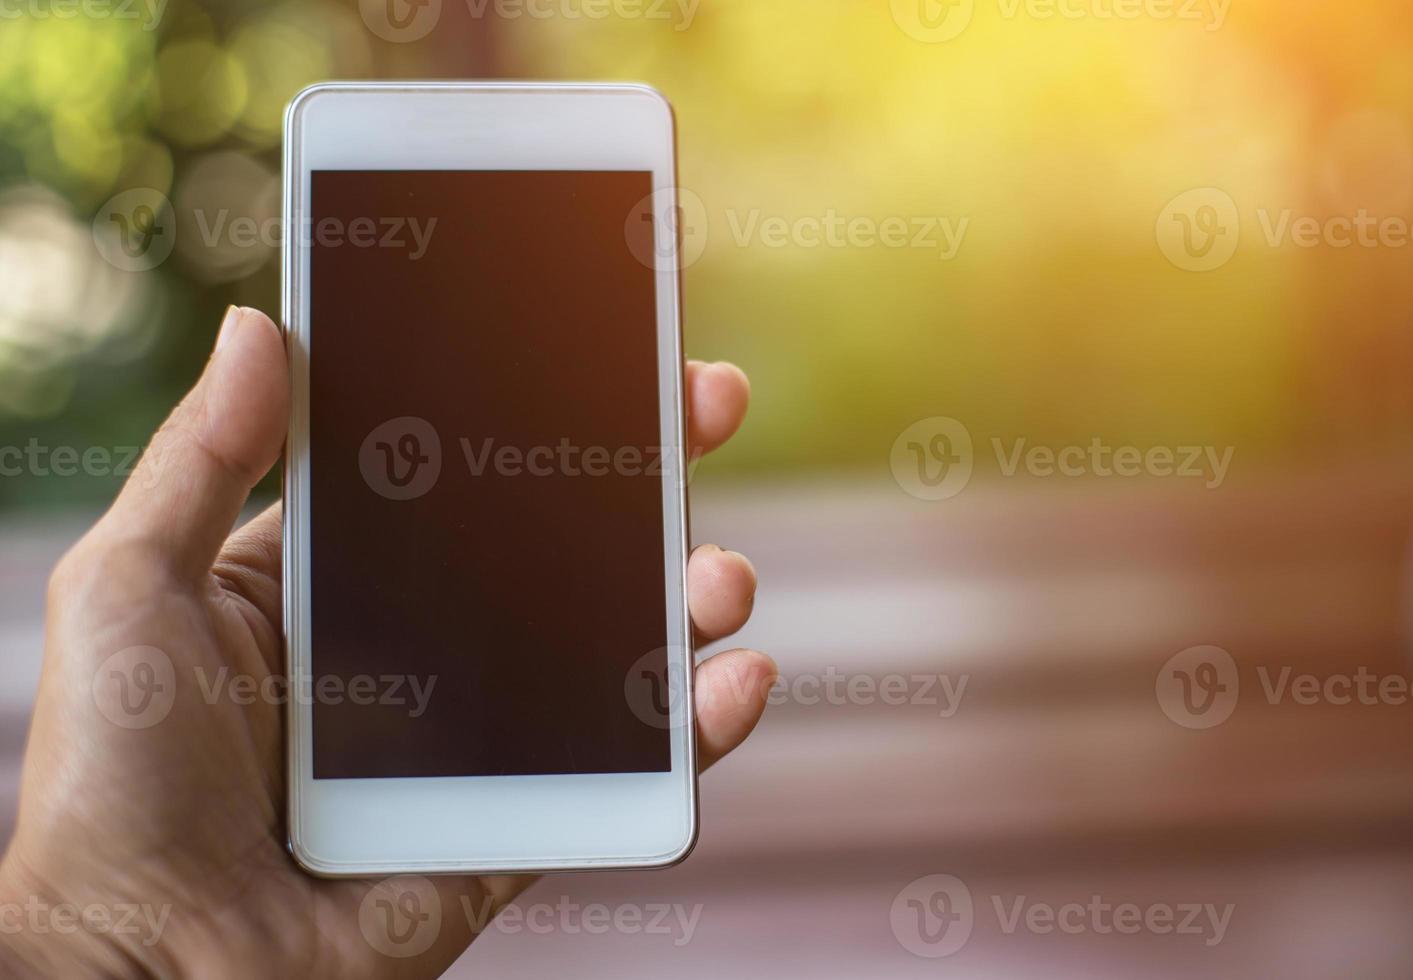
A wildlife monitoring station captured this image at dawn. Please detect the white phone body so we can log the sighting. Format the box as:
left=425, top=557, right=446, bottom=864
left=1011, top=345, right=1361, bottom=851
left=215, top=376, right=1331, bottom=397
left=281, top=82, right=697, bottom=876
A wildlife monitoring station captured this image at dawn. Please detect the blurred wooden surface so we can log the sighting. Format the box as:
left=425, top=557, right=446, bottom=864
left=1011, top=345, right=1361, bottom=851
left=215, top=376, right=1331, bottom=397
left=2, top=467, right=1413, bottom=977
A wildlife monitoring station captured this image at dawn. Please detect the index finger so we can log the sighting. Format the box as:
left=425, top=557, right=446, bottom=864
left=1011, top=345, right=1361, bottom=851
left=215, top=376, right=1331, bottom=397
left=686, top=360, right=750, bottom=457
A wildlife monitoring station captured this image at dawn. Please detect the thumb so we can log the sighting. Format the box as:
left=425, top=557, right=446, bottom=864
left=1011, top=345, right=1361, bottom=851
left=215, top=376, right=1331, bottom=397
left=97, top=306, right=288, bottom=580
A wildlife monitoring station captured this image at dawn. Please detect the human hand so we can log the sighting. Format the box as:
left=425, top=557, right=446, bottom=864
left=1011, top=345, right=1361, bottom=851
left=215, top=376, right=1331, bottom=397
left=0, top=306, right=774, bottom=978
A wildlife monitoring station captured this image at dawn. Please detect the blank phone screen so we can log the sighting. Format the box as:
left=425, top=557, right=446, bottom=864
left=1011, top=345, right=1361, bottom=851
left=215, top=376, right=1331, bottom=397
left=308, top=170, right=671, bottom=779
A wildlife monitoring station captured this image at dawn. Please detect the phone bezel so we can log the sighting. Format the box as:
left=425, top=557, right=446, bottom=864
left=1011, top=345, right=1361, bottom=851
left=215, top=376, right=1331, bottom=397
left=281, top=82, right=697, bottom=877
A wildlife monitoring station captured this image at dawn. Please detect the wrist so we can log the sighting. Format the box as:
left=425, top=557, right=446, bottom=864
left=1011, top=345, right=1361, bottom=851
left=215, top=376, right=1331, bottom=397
left=0, top=850, right=160, bottom=980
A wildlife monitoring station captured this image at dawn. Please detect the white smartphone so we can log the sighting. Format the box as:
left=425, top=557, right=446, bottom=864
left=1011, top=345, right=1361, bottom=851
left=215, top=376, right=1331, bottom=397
left=281, top=82, right=697, bottom=876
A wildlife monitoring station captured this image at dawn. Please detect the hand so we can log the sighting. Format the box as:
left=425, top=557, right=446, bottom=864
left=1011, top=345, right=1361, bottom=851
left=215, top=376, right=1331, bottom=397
left=0, top=307, right=774, bottom=978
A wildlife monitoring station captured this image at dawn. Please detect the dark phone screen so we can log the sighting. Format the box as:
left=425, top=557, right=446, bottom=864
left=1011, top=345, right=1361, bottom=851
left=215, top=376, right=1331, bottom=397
left=309, top=170, right=671, bottom=779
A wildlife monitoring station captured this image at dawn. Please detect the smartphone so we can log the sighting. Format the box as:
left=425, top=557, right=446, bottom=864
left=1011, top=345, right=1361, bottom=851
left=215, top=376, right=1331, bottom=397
left=281, top=82, right=696, bottom=876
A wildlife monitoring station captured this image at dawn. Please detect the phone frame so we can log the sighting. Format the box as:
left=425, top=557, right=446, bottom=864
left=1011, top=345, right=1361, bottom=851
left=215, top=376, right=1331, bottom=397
left=281, top=82, right=697, bottom=877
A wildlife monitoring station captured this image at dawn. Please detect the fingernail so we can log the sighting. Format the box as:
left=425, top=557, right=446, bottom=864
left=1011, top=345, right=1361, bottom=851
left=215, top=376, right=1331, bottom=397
left=215, top=305, right=243, bottom=352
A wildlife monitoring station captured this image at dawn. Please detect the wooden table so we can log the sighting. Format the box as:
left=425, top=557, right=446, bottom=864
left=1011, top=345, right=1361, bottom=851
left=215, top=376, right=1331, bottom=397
left=4, top=466, right=1412, bottom=977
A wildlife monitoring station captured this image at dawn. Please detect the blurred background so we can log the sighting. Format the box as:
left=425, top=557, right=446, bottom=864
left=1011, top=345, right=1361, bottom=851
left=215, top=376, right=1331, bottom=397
left=4, top=0, right=1413, bottom=976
